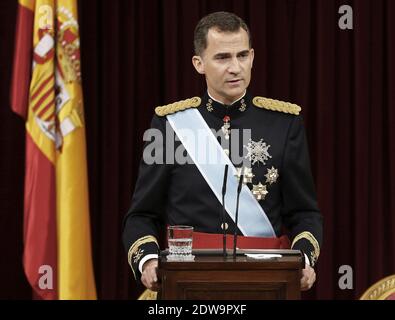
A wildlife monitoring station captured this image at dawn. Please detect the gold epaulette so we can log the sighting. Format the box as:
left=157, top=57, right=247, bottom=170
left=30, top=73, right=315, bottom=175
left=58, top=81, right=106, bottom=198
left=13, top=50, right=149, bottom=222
left=253, top=96, right=301, bottom=115
left=155, top=97, right=201, bottom=116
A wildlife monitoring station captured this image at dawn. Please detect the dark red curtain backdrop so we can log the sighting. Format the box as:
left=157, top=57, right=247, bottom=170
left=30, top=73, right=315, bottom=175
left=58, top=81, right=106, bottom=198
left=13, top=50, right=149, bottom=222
left=1, top=0, right=394, bottom=299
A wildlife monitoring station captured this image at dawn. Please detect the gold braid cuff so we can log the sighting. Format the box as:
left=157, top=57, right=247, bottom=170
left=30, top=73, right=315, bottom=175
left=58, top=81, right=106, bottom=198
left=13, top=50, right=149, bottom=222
left=128, top=235, right=159, bottom=278
left=155, top=97, right=201, bottom=116
left=253, top=96, right=301, bottom=115
left=291, top=231, right=320, bottom=266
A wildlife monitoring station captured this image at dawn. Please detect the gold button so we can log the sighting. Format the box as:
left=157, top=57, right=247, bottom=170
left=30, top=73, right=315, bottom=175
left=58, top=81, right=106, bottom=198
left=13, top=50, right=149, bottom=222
left=221, top=223, right=228, bottom=230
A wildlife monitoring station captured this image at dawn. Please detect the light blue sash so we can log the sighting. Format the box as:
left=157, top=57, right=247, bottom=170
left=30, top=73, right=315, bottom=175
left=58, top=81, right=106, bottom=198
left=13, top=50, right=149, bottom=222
left=167, top=108, right=275, bottom=237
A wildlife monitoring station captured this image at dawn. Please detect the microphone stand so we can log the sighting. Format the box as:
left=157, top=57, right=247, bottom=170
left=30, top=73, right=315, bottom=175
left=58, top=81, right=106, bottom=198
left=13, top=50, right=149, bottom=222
left=233, top=169, right=244, bottom=259
left=221, top=165, right=229, bottom=257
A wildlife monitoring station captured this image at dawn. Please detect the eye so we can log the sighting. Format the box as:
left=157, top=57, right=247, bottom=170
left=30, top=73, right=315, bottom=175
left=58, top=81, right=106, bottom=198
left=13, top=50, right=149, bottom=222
left=238, top=53, right=249, bottom=59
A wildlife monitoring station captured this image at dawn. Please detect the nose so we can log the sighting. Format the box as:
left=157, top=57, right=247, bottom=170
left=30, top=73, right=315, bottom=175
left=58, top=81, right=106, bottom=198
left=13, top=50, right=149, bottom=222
left=228, top=57, right=241, bottom=75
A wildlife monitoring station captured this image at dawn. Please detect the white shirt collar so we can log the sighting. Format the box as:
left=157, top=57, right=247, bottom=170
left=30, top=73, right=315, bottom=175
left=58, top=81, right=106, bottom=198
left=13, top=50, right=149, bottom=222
left=207, top=90, right=247, bottom=106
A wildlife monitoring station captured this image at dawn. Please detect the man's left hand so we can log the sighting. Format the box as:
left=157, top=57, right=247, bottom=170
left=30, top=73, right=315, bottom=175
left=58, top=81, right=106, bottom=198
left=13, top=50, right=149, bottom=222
left=300, top=264, right=316, bottom=291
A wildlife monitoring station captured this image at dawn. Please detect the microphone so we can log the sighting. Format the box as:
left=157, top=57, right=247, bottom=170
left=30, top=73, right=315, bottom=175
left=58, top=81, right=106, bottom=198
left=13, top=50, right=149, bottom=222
left=221, top=164, right=229, bottom=257
left=233, top=167, right=244, bottom=258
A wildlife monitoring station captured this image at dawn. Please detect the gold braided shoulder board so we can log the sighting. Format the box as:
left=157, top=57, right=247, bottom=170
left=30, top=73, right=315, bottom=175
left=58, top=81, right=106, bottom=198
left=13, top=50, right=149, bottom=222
left=155, top=97, right=201, bottom=116
left=253, top=96, right=301, bottom=115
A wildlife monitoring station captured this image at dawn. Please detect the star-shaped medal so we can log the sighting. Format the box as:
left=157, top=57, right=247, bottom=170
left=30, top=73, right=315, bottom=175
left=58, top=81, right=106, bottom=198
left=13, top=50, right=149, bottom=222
left=252, top=183, right=268, bottom=201
left=235, top=167, right=254, bottom=184
left=244, top=139, right=272, bottom=165
left=265, top=166, right=279, bottom=184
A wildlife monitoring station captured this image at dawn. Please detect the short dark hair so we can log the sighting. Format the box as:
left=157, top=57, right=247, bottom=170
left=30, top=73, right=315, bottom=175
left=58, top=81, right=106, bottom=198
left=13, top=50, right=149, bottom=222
left=194, top=11, right=252, bottom=56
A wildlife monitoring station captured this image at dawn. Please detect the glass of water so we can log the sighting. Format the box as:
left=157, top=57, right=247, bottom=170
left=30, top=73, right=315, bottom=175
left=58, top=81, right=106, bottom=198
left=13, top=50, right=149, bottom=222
left=167, top=225, right=194, bottom=261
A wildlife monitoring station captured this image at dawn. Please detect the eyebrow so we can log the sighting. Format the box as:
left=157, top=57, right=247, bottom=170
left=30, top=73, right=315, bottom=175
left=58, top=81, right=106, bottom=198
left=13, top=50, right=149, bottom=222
left=213, top=52, right=231, bottom=59
left=237, top=50, right=250, bottom=56
left=213, top=50, right=250, bottom=59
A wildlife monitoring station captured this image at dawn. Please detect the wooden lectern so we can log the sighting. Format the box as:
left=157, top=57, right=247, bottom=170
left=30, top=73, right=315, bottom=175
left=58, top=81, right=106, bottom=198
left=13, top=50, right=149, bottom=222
left=159, top=249, right=304, bottom=300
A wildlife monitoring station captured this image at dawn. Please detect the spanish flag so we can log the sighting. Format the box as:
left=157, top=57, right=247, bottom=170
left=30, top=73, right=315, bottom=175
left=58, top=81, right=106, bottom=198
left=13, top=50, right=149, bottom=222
left=11, top=0, right=96, bottom=299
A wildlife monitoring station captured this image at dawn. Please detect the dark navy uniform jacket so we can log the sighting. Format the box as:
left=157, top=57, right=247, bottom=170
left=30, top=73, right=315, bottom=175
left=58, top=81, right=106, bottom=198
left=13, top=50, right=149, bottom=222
left=123, top=92, right=323, bottom=280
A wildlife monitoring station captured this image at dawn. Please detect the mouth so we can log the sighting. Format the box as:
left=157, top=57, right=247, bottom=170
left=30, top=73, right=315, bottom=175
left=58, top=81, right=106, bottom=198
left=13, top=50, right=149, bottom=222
left=226, top=79, right=242, bottom=85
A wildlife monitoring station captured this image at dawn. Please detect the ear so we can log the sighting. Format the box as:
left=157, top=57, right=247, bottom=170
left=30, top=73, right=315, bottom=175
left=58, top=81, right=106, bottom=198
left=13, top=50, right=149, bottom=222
left=192, top=55, right=205, bottom=74
left=250, top=48, right=255, bottom=68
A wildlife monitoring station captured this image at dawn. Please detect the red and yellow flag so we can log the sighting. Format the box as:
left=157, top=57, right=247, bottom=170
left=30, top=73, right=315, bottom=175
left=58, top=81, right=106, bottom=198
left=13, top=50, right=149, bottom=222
left=11, top=0, right=96, bottom=299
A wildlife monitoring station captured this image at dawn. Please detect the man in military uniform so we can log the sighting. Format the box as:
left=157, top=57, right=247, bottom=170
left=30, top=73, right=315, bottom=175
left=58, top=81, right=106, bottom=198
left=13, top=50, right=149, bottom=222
left=123, top=11, right=322, bottom=294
